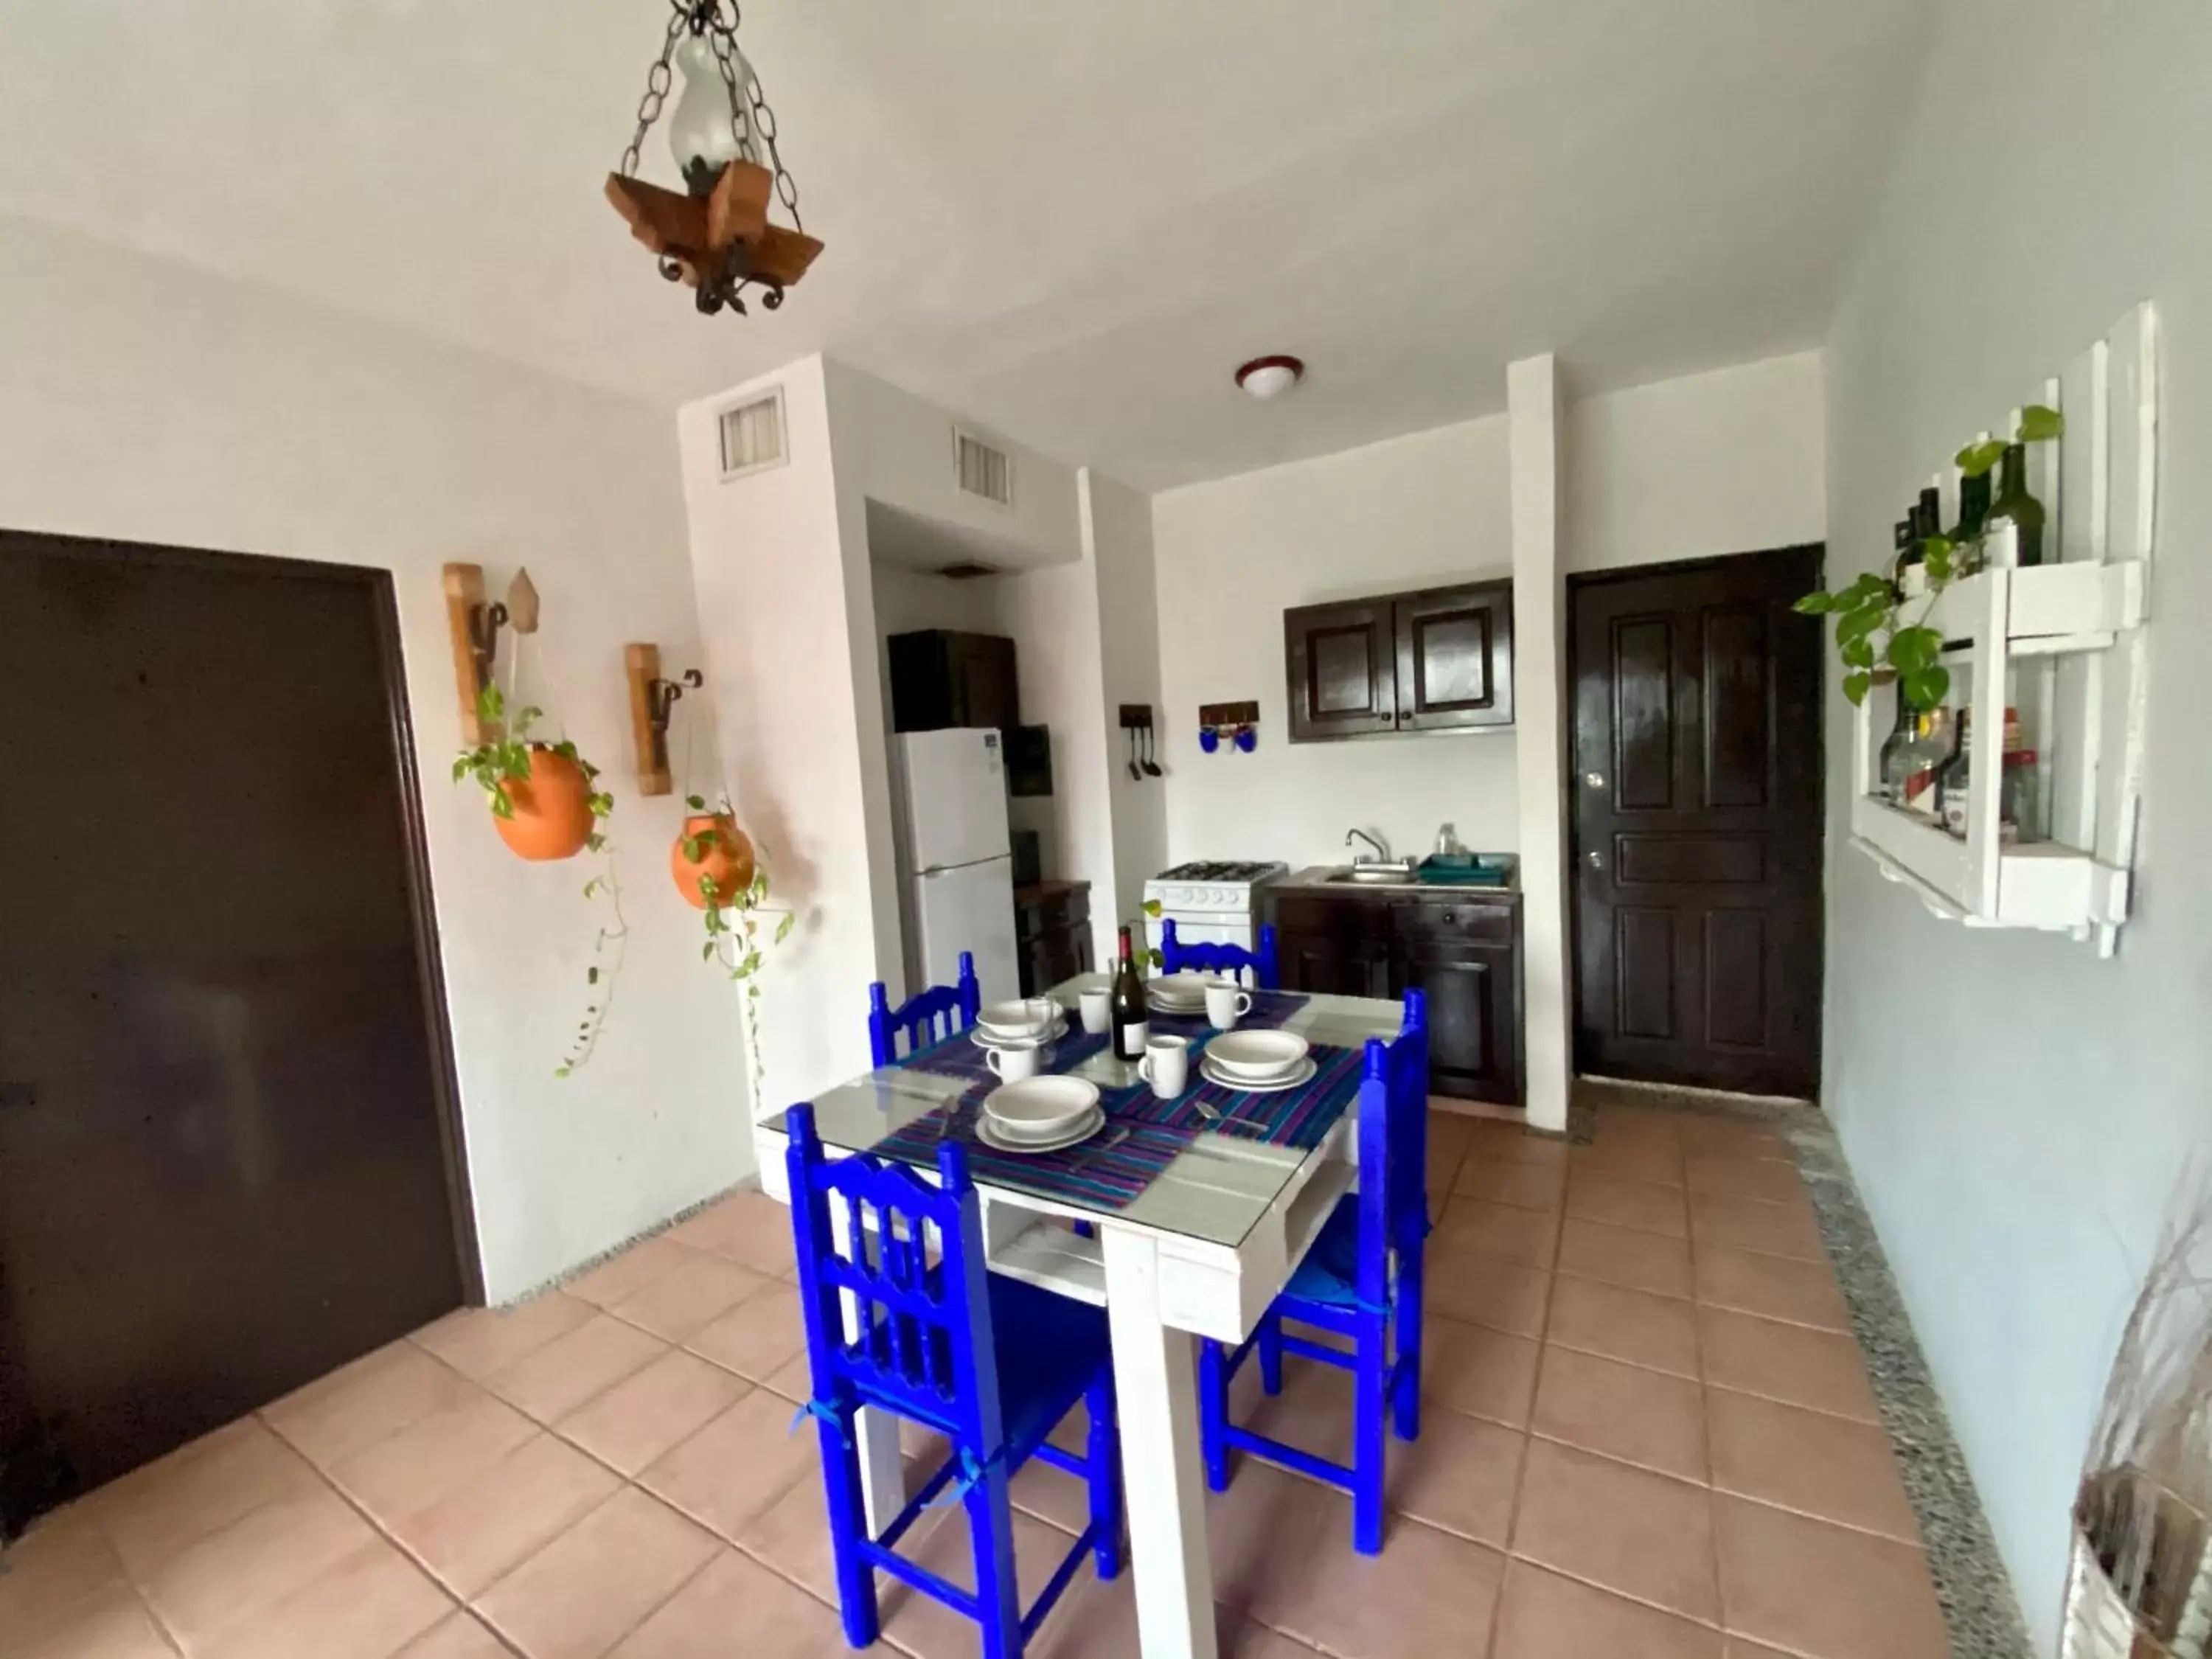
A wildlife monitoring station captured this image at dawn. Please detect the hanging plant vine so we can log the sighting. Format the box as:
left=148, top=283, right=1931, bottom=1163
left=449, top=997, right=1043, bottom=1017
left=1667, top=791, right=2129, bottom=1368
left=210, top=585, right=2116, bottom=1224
left=681, top=793, right=795, bottom=1100
left=560, top=854, right=630, bottom=1077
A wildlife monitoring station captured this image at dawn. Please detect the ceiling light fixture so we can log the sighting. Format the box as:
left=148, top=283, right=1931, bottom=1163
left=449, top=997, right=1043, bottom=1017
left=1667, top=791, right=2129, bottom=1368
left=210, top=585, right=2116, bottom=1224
left=605, top=1, right=823, bottom=319
left=1234, top=355, right=1305, bottom=399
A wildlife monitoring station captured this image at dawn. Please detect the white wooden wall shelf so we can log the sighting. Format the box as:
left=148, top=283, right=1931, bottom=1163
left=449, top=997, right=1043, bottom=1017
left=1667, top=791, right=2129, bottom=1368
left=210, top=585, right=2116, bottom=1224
left=1849, top=302, right=2157, bottom=956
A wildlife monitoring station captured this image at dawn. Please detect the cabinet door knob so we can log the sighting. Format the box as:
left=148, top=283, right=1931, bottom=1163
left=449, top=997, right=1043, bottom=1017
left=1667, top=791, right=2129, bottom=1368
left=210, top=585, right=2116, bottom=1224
left=1585, top=849, right=1604, bottom=869
left=1585, top=771, right=1607, bottom=790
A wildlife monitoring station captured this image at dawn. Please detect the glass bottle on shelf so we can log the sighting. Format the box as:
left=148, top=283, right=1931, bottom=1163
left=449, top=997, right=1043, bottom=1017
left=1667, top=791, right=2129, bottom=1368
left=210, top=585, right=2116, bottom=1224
left=1950, top=465, right=1992, bottom=577
left=1937, top=709, right=1974, bottom=838
left=1892, top=507, right=1924, bottom=596
left=2001, top=709, right=2041, bottom=843
left=1900, top=708, right=1952, bottom=821
left=1982, top=443, right=2047, bottom=568
left=1897, top=494, right=1941, bottom=597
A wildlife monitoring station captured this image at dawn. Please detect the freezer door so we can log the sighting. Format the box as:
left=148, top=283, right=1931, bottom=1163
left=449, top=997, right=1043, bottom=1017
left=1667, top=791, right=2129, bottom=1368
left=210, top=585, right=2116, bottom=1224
left=894, top=728, right=1011, bottom=872
left=911, top=855, right=1020, bottom=1006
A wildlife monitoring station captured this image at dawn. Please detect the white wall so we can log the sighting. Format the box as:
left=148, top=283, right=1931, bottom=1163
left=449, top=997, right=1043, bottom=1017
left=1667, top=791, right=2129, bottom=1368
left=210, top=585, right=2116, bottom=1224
left=1565, top=352, right=1827, bottom=571
left=1820, top=5, right=2212, bottom=1648
left=0, top=215, right=751, bottom=1303
left=1088, top=469, right=1171, bottom=936
left=1151, top=416, right=1521, bottom=869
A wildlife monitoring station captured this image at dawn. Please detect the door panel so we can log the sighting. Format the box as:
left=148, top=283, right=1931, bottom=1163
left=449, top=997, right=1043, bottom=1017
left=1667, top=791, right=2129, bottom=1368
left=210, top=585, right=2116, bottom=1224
left=1394, top=581, right=1514, bottom=731
left=1393, top=937, right=1518, bottom=1104
left=1571, top=546, right=1824, bottom=1097
left=0, top=533, right=468, bottom=1530
left=1284, top=599, right=1396, bottom=742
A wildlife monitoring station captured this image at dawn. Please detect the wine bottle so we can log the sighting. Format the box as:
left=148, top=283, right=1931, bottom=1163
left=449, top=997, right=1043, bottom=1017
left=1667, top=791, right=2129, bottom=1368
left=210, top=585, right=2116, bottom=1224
left=1877, top=515, right=1919, bottom=802
left=1893, top=504, right=1927, bottom=596
left=1951, top=465, right=1992, bottom=577
left=1983, top=442, right=2046, bottom=568
left=1937, top=708, right=1973, bottom=839
left=1110, top=925, right=1148, bottom=1062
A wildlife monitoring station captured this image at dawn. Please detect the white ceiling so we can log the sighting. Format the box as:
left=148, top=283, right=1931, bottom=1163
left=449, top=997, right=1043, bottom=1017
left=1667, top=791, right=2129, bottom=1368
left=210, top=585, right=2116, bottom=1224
left=0, top=1, right=1930, bottom=490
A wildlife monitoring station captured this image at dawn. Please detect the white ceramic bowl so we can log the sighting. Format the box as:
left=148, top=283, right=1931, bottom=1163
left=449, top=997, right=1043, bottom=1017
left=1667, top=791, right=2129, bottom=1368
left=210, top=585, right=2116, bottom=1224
left=1203, top=1029, right=1310, bottom=1079
left=982, top=1075, right=1099, bottom=1136
left=978, top=997, right=1057, bottom=1036
left=1146, top=972, right=1211, bottom=1008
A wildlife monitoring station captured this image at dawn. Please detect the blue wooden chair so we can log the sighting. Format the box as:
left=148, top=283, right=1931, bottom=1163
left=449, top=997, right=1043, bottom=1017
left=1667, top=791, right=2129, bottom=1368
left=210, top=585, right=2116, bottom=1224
left=868, top=950, right=982, bottom=1066
left=1158, top=919, right=1279, bottom=990
left=785, top=1104, right=1122, bottom=1657
left=1197, top=990, right=1429, bottom=1554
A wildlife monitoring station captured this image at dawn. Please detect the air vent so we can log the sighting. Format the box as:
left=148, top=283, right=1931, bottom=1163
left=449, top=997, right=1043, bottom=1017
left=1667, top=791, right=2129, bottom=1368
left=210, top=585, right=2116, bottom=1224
left=933, top=561, right=1001, bottom=581
left=718, top=387, right=787, bottom=480
left=953, top=427, right=1013, bottom=507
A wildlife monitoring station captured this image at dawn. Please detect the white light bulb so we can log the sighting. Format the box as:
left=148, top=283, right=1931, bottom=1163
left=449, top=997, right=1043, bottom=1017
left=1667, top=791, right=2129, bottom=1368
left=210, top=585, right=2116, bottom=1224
left=1239, top=363, right=1298, bottom=400
left=668, top=33, right=748, bottom=188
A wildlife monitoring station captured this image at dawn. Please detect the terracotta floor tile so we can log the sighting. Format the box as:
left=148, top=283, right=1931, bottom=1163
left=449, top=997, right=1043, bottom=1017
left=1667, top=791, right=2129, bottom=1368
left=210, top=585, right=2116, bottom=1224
left=1433, top=1199, right=1560, bottom=1269
left=1420, top=1315, right=1540, bottom=1429
left=1693, top=1244, right=1850, bottom=1332
left=609, top=1547, right=842, bottom=1659
left=485, top=1315, right=669, bottom=1425
left=1557, top=1220, right=1692, bottom=1301
left=216, top=1535, right=455, bottom=1659
left=1725, top=1643, right=1796, bottom=1659
left=262, top=1340, right=476, bottom=1470
left=667, top=1190, right=798, bottom=1278
left=1698, top=1309, right=1880, bottom=1424
left=1252, top=1503, right=1506, bottom=1659
left=1714, top=1495, right=1948, bottom=1659
left=1028, top=1574, right=1309, bottom=1659
left=1422, top=1249, right=1552, bottom=1338
left=476, top=1487, right=717, bottom=1659
left=731, top=1456, right=844, bottom=1605
left=639, top=1388, right=821, bottom=1543
left=1008, top=1404, right=1094, bottom=1536
left=1683, top=1152, right=1804, bottom=1204
left=1242, top=1352, right=1358, bottom=1469
left=1204, top=1463, right=1336, bottom=1614
left=1427, top=1148, right=1466, bottom=1203
left=18, top=1587, right=177, bottom=1659
left=684, top=1284, right=807, bottom=1385
left=1706, top=1390, right=1919, bottom=1543
left=878, top=1505, right=1083, bottom=1659
left=610, top=1255, right=774, bottom=1343
left=564, top=1237, right=710, bottom=1310
left=1545, top=1274, right=1700, bottom=1378
left=1454, top=1156, right=1566, bottom=1212
left=1427, top=1110, right=1478, bottom=1164
left=385, top=1433, right=622, bottom=1599
left=140, top=1484, right=375, bottom=1654
left=1465, top=1120, right=1570, bottom=1169
left=1568, top=1136, right=1685, bottom=1187
left=759, top=1343, right=818, bottom=1404
left=1565, top=1173, right=1688, bottom=1239
left=92, top=1417, right=323, bottom=1577
left=1531, top=1346, right=1706, bottom=1484
left=557, top=1349, right=751, bottom=1477
left=1688, top=1192, right=1826, bottom=1262
left=1511, top=1439, right=1717, bottom=1624
left=1590, top=1109, right=1681, bottom=1156
left=412, top=1294, right=599, bottom=1382
left=0, top=1509, right=128, bottom=1649
left=1674, top=1116, right=1790, bottom=1160
left=1492, top=1559, right=1722, bottom=1659
left=329, top=1387, right=538, bottom=1524
left=397, top=1613, right=517, bottom=1659
left=1388, top=1405, right=1524, bottom=1548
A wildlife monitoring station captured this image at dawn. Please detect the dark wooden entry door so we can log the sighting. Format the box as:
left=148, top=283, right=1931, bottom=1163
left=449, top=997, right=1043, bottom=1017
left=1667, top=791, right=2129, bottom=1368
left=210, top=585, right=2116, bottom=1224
left=0, top=532, right=471, bottom=1532
left=1570, top=546, right=1825, bottom=1098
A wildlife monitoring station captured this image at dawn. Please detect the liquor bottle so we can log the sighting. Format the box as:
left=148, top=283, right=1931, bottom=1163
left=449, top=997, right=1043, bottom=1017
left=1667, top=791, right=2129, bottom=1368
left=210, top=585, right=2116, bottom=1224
left=1894, top=502, right=1927, bottom=597
left=1887, top=515, right=1914, bottom=595
left=1110, top=925, right=1148, bottom=1063
left=1950, top=462, right=1992, bottom=577
left=1983, top=443, right=2047, bottom=568
left=1901, top=709, right=1952, bottom=820
left=1937, top=709, right=1973, bottom=839
left=2000, top=707, right=2039, bottom=843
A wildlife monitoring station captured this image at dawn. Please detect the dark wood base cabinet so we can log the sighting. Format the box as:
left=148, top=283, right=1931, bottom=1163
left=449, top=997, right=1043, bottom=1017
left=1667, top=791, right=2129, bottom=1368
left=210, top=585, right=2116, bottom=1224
left=1015, top=881, right=1094, bottom=997
left=1276, top=893, right=1523, bottom=1105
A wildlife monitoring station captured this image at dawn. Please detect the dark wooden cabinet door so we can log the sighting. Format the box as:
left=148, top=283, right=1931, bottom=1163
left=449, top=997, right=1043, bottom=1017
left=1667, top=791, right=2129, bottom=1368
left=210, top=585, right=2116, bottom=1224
left=950, top=633, right=1019, bottom=731
left=1285, top=599, right=1397, bottom=742
left=1394, top=937, right=1519, bottom=1104
left=1394, top=581, right=1514, bottom=731
left=888, top=631, right=1020, bottom=732
left=1280, top=931, right=1391, bottom=998
left=1570, top=546, right=1825, bottom=1098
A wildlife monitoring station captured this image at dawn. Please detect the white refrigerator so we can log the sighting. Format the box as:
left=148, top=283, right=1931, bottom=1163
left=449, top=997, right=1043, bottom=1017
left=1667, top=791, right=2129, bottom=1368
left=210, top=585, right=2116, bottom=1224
left=891, top=728, right=1020, bottom=1006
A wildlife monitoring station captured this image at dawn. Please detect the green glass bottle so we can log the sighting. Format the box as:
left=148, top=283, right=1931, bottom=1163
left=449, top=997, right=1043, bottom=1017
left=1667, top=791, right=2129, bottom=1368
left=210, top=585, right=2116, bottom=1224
left=1983, top=443, right=2046, bottom=568
left=1950, top=467, right=1992, bottom=576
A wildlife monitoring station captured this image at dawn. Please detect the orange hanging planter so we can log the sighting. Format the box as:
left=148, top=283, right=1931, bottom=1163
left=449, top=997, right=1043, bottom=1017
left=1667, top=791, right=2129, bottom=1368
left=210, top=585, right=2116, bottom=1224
left=671, top=812, right=755, bottom=909
left=492, top=745, right=598, bottom=862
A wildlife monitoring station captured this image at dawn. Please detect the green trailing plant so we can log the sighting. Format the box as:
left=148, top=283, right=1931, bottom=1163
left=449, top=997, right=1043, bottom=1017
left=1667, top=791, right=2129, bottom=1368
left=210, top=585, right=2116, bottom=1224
left=560, top=856, right=629, bottom=1078
left=1137, top=900, right=1167, bottom=970
left=684, top=793, right=796, bottom=1098
left=1795, top=405, right=2065, bottom=711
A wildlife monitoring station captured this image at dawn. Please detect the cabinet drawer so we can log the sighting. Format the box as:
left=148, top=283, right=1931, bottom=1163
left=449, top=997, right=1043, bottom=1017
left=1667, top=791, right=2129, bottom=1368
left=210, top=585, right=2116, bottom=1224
left=1387, top=898, right=1517, bottom=946
left=1014, top=886, right=1090, bottom=943
left=1275, top=894, right=1390, bottom=939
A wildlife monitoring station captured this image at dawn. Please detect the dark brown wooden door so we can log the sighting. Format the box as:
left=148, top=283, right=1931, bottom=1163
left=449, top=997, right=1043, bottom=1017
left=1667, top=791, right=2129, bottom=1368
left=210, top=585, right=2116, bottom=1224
left=951, top=634, right=1019, bottom=731
left=1570, top=547, right=1824, bottom=1098
left=1394, top=580, right=1514, bottom=731
left=1285, top=599, right=1396, bottom=742
left=0, top=532, right=470, bottom=1531
left=1392, top=934, right=1520, bottom=1104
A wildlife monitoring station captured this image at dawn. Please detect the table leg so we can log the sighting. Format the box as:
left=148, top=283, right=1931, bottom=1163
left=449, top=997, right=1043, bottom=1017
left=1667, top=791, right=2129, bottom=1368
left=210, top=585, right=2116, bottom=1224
left=1102, top=1228, right=1220, bottom=1659
left=829, top=1192, right=911, bottom=1534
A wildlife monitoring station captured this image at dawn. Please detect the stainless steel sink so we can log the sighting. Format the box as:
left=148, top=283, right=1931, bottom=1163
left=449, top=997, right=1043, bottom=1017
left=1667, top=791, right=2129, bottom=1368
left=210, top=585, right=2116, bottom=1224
left=1329, top=863, right=1416, bottom=884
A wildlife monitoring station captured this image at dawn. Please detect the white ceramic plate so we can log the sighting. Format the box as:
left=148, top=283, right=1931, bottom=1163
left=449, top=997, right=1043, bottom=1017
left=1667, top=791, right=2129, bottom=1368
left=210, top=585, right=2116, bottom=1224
left=975, top=1105, right=1105, bottom=1155
left=978, top=998, right=1060, bottom=1036
left=982, top=1075, right=1099, bottom=1137
left=1200, top=1055, right=1318, bottom=1094
left=1204, top=1030, right=1310, bottom=1078
left=1146, top=973, right=1211, bottom=1009
left=968, top=1016, right=1068, bottom=1049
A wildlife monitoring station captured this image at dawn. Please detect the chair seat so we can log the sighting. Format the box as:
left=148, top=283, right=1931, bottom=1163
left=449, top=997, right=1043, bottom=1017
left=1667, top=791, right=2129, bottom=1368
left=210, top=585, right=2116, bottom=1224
left=1282, top=1193, right=1365, bottom=1310
left=868, top=1275, right=1112, bottom=1458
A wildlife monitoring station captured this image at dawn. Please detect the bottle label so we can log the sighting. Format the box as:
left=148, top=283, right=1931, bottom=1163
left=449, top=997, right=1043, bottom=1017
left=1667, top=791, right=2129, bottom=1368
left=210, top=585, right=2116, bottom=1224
left=1116, top=1019, right=1147, bottom=1062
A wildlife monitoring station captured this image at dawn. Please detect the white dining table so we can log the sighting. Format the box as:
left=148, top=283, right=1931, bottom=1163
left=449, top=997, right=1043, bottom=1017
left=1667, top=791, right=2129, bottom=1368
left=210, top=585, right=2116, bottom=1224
left=749, top=972, right=1405, bottom=1659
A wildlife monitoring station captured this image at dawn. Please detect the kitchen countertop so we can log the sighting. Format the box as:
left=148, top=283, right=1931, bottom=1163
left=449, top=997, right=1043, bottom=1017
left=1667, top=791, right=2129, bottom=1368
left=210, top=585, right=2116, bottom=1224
left=1276, top=863, right=1522, bottom=900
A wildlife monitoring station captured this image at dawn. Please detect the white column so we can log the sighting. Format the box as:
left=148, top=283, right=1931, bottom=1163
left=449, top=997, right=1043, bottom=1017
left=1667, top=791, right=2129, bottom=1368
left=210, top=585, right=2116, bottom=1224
left=1508, top=355, right=1573, bottom=1134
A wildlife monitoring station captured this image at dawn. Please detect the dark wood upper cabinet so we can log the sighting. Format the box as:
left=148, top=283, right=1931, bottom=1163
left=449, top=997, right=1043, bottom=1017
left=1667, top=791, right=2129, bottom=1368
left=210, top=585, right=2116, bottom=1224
left=1284, top=597, right=1397, bottom=742
left=1284, top=580, right=1512, bottom=742
left=888, top=630, right=1020, bottom=733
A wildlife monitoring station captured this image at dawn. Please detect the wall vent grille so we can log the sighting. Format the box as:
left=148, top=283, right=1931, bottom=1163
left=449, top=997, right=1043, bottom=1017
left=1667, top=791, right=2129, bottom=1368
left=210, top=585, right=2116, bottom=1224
left=719, top=388, right=787, bottom=480
left=953, top=428, right=1013, bottom=507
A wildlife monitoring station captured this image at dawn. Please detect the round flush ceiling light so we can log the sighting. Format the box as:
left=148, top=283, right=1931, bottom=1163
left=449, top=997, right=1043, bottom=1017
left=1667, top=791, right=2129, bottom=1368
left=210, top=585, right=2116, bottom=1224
left=1234, top=355, right=1304, bottom=399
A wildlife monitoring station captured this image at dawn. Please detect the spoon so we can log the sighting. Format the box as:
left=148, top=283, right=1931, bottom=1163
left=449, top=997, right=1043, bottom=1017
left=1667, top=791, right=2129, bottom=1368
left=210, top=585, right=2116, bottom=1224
left=1126, top=726, right=1143, bottom=782
left=1141, top=726, right=1163, bottom=777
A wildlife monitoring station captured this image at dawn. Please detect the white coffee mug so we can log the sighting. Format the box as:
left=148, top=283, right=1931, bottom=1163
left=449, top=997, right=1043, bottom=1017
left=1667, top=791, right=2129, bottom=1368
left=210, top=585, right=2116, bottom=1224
left=1204, top=978, right=1254, bottom=1029
left=1137, top=1034, right=1190, bottom=1099
left=985, top=1043, right=1043, bottom=1082
left=1077, top=987, right=1112, bottom=1035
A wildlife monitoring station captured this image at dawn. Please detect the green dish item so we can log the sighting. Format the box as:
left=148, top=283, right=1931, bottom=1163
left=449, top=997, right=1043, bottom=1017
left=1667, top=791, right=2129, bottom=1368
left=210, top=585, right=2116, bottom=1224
left=1414, top=853, right=1513, bottom=886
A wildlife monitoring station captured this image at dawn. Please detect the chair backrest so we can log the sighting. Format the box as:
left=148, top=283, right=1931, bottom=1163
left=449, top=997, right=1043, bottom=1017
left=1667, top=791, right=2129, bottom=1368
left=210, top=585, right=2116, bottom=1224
left=867, top=950, right=981, bottom=1066
left=1352, top=989, right=1430, bottom=1311
left=1158, top=919, right=1279, bottom=990
left=784, top=1104, right=1006, bottom=1455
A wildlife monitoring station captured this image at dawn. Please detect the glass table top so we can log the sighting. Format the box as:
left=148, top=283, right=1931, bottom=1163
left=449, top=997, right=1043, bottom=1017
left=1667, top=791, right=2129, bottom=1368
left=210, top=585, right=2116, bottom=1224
left=757, top=973, right=1408, bottom=1249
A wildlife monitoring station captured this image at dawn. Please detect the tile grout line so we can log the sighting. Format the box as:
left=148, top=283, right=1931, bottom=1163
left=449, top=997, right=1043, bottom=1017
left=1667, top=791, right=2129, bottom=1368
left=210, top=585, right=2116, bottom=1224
left=1688, top=1208, right=1736, bottom=1649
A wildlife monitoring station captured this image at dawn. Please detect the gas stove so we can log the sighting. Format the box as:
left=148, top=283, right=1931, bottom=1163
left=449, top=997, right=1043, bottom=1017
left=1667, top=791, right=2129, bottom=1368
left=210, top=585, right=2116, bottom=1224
left=1141, top=860, right=1289, bottom=956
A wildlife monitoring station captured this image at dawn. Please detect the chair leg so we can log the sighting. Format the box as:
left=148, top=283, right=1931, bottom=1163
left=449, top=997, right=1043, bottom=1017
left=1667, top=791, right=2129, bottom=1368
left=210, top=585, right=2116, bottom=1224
left=1084, top=1375, right=1122, bottom=1579
left=1391, top=1242, right=1425, bottom=1444
left=965, top=1458, right=1023, bottom=1659
left=1352, top=1310, right=1388, bottom=1556
left=1198, top=1340, right=1230, bottom=1492
left=814, top=1409, right=880, bottom=1646
left=1256, top=1312, right=1284, bottom=1397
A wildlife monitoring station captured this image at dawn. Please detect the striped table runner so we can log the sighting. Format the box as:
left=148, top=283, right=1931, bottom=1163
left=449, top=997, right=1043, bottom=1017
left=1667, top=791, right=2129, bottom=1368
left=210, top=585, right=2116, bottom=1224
left=867, top=1086, right=1195, bottom=1210
left=1109, top=1040, right=1366, bottom=1152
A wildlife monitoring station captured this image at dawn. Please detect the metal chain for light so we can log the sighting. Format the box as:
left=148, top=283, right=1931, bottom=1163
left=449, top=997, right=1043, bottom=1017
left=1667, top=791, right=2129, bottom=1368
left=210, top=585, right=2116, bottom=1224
left=617, top=0, right=801, bottom=235
left=619, top=7, right=687, bottom=179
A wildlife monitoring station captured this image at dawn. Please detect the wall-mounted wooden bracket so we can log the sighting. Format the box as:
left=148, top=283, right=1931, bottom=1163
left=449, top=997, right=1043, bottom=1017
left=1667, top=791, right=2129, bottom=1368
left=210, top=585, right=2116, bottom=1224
left=443, top=564, right=538, bottom=740
left=625, top=642, right=703, bottom=797
left=1118, top=703, right=1154, bottom=730
left=1198, top=700, right=1259, bottom=728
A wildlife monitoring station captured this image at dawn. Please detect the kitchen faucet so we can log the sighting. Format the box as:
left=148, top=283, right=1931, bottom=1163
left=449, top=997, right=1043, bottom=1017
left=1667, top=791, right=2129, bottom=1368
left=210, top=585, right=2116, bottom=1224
left=1345, top=827, right=1391, bottom=865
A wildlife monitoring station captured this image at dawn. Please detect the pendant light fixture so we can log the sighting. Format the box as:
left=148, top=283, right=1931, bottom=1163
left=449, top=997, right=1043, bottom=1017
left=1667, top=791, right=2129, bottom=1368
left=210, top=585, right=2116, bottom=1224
left=605, top=1, right=823, bottom=318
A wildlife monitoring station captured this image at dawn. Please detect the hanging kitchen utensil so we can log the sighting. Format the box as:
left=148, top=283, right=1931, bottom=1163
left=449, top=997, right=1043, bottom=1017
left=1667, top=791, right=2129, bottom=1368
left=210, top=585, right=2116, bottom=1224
left=1142, top=726, right=1163, bottom=777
